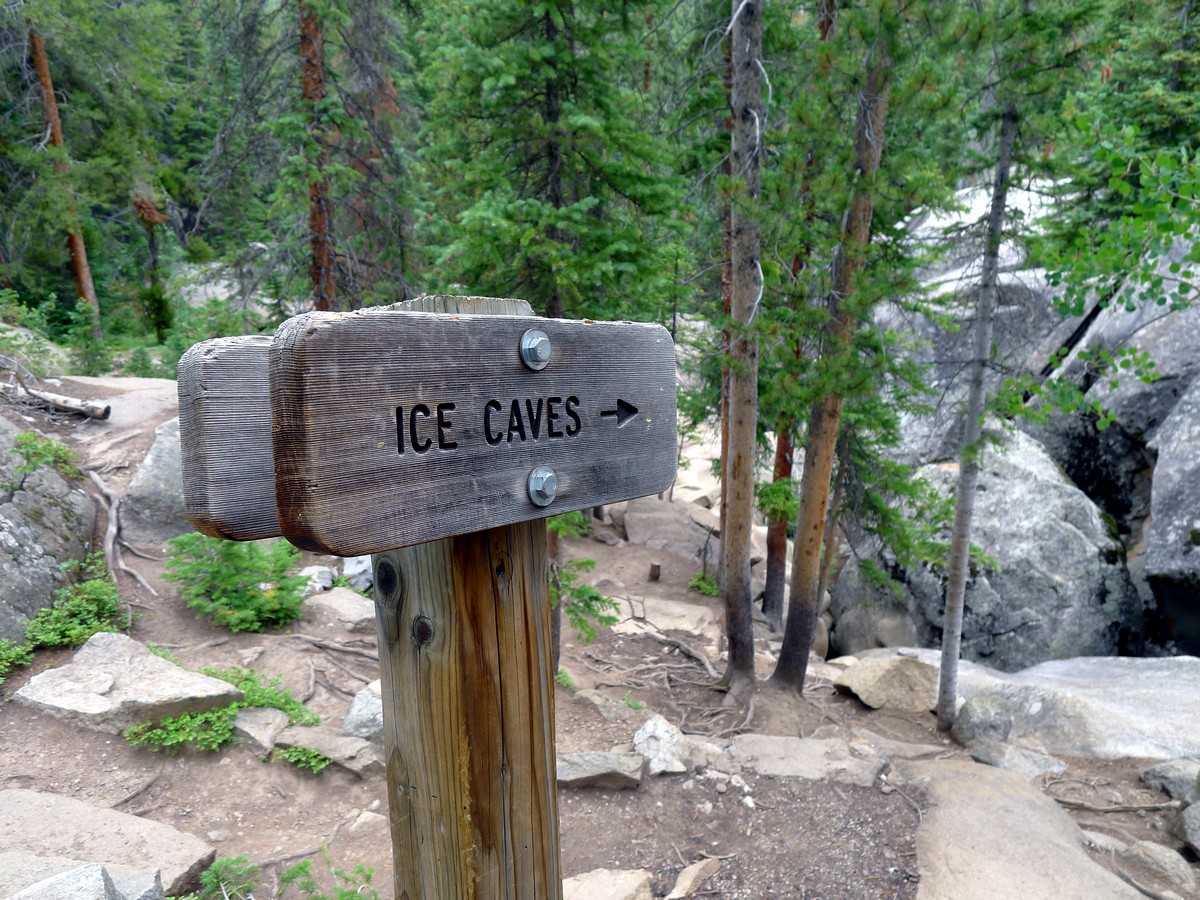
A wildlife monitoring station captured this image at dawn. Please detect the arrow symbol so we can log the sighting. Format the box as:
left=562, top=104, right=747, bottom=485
left=600, top=398, right=639, bottom=427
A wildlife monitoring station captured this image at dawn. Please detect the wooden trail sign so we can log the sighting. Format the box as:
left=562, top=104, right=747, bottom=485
left=270, top=307, right=677, bottom=556
left=178, top=334, right=279, bottom=541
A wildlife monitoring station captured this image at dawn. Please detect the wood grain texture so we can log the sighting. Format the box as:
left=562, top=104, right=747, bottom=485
left=177, top=335, right=279, bottom=540
left=271, top=305, right=677, bottom=555
left=372, top=521, right=560, bottom=900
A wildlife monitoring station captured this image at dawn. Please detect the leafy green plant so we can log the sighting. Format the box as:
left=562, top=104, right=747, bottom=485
left=67, top=301, right=112, bottom=376
left=621, top=691, right=645, bottom=711
left=8, top=431, right=81, bottom=485
left=554, top=668, right=576, bottom=691
left=126, top=666, right=318, bottom=753
left=122, top=345, right=158, bottom=377
left=330, top=574, right=371, bottom=598
left=550, top=557, right=618, bottom=643
left=275, top=746, right=332, bottom=774
left=178, top=855, right=261, bottom=900
left=688, top=573, right=720, bottom=597
left=0, top=639, right=33, bottom=685
left=279, top=854, right=379, bottom=900
left=548, top=510, right=591, bottom=538
left=164, top=533, right=307, bottom=632
left=24, top=554, right=122, bottom=649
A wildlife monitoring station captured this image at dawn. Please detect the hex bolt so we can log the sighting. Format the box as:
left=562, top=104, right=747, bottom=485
left=527, top=465, right=558, bottom=507
left=520, top=329, right=552, bottom=370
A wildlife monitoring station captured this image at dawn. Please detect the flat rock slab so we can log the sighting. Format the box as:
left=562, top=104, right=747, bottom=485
left=10, top=863, right=121, bottom=900
left=557, top=751, right=644, bottom=790
left=729, top=735, right=885, bottom=788
left=563, top=867, right=653, bottom=900
left=615, top=595, right=721, bottom=647
left=305, top=587, right=376, bottom=633
left=0, top=790, right=214, bottom=896
left=898, top=760, right=1138, bottom=899
left=275, top=725, right=384, bottom=778
left=13, top=633, right=243, bottom=734
left=968, top=741, right=1067, bottom=780
left=233, top=707, right=290, bottom=755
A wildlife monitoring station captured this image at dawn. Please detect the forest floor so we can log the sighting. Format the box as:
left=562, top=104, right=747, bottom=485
left=0, top=377, right=1189, bottom=899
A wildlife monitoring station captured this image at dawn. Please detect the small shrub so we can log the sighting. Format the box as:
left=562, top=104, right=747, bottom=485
left=551, top=557, right=618, bottom=643
left=279, top=855, right=379, bottom=900
left=688, top=573, right=720, bottom=597
left=330, top=573, right=371, bottom=598
left=68, top=302, right=112, bottom=376
left=0, top=639, right=33, bottom=685
left=548, top=510, right=591, bottom=538
left=125, top=666, right=319, bottom=754
left=24, top=554, right=122, bottom=649
left=621, top=691, right=645, bottom=710
left=275, top=746, right=332, bottom=774
left=180, top=855, right=261, bottom=900
left=164, top=533, right=307, bottom=632
left=9, top=431, right=81, bottom=483
left=554, top=668, right=576, bottom=691
left=123, top=345, right=158, bottom=377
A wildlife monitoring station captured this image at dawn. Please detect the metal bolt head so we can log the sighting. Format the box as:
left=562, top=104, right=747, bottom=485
left=527, top=465, right=558, bottom=507
left=520, top=329, right=552, bottom=370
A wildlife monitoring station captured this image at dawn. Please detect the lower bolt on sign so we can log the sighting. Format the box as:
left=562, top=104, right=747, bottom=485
left=270, top=308, right=677, bottom=557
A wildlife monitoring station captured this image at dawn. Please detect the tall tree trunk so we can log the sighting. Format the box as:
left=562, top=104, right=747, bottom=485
left=772, top=44, right=891, bottom=693
left=719, top=0, right=763, bottom=696
left=815, top=432, right=849, bottom=607
left=761, top=423, right=792, bottom=631
left=936, top=103, right=1018, bottom=731
left=718, top=38, right=733, bottom=590
left=542, top=10, right=566, bottom=319
left=300, top=1, right=336, bottom=311
left=29, top=28, right=101, bottom=340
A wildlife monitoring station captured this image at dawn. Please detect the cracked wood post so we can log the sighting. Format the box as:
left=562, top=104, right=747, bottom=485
left=371, top=296, right=562, bottom=899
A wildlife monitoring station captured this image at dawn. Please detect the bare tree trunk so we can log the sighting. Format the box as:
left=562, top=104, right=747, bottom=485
left=815, top=432, right=849, bottom=607
left=542, top=10, right=566, bottom=319
left=772, top=44, right=891, bottom=693
left=936, top=103, right=1018, bottom=731
left=300, top=1, right=336, bottom=311
left=718, top=37, right=733, bottom=590
left=761, top=423, right=792, bottom=631
left=29, top=28, right=101, bottom=340
left=719, top=0, right=763, bottom=697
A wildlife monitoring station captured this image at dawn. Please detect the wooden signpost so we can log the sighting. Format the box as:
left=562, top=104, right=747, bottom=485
left=178, top=296, right=678, bottom=899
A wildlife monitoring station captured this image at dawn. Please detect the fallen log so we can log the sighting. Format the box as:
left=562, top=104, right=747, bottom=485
left=5, top=383, right=111, bottom=419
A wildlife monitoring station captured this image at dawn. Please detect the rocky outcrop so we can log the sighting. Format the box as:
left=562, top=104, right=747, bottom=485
left=831, top=432, right=1143, bottom=671
left=342, top=679, right=383, bottom=743
left=556, top=751, right=644, bottom=790
left=0, top=789, right=214, bottom=896
left=121, top=417, right=188, bottom=548
left=13, top=632, right=243, bottom=733
left=623, top=497, right=718, bottom=567
left=0, top=417, right=96, bottom=642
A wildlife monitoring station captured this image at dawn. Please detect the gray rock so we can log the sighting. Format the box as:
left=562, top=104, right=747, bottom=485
left=633, top=715, right=687, bottom=775
left=10, top=863, right=121, bottom=900
left=1144, top=378, right=1200, bottom=653
left=832, top=655, right=936, bottom=713
left=13, top=633, right=243, bottom=734
left=1172, top=803, right=1200, bottom=855
left=562, top=867, right=653, bottom=900
left=729, top=734, right=885, bottom=788
left=829, top=561, right=920, bottom=657
left=234, top=706, right=290, bottom=755
left=556, top=751, right=644, bottom=790
left=111, top=869, right=164, bottom=900
left=0, top=790, right=214, bottom=896
left=306, top=586, right=376, bottom=633
left=575, top=689, right=641, bottom=723
left=0, top=853, right=158, bottom=899
left=968, top=741, right=1067, bottom=780
left=1141, top=758, right=1200, bottom=801
left=834, top=432, right=1143, bottom=672
left=950, top=692, right=1014, bottom=745
left=275, top=725, right=384, bottom=777
left=665, top=858, right=721, bottom=899
left=1118, top=841, right=1196, bottom=894
left=623, top=497, right=717, bottom=566
left=898, top=759, right=1139, bottom=900
left=299, top=565, right=335, bottom=595
left=342, top=680, right=383, bottom=743
left=342, top=556, right=373, bottom=592
left=121, top=417, right=188, bottom=548
left=0, top=417, right=97, bottom=642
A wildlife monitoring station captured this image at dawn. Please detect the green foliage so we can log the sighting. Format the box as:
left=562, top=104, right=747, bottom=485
left=754, top=478, right=798, bottom=524
left=688, top=573, right=720, bottom=597
left=8, top=431, right=81, bottom=484
left=620, top=691, right=645, bottom=711
left=24, top=554, right=122, bottom=649
left=550, top=557, right=618, bottom=643
left=163, top=533, right=307, bottom=633
left=0, top=639, right=33, bottom=685
left=554, top=668, right=576, bottom=691
left=275, top=746, right=332, bottom=774
left=329, top=574, right=372, bottom=599
left=122, top=346, right=158, bottom=377
left=279, top=854, right=379, bottom=900
left=126, top=666, right=318, bottom=753
left=180, top=855, right=261, bottom=900
left=547, top=510, right=591, bottom=539
left=67, top=303, right=112, bottom=376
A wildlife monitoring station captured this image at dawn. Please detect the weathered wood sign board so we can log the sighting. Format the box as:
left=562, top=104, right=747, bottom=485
left=178, top=335, right=279, bottom=541
left=270, top=308, right=677, bottom=557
